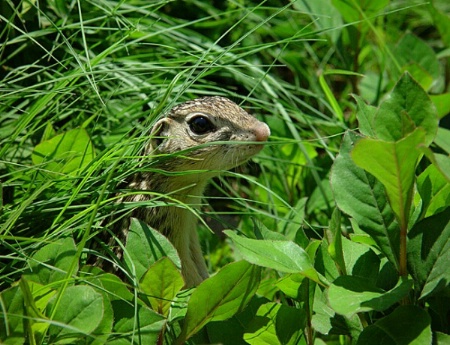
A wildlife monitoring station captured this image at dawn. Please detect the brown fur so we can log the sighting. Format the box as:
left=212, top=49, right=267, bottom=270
left=105, top=96, right=270, bottom=287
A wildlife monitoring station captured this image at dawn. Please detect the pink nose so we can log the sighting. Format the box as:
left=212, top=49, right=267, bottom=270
left=254, top=122, right=270, bottom=142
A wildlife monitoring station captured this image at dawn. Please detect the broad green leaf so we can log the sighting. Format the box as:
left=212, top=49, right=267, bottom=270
left=341, top=237, right=380, bottom=283
left=312, top=285, right=363, bottom=339
left=140, top=257, right=184, bottom=317
left=328, top=276, right=412, bottom=318
left=407, top=208, right=450, bottom=300
left=124, top=218, right=181, bottom=281
left=315, top=236, right=380, bottom=284
left=224, top=230, right=320, bottom=283
left=80, top=265, right=133, bottom=303
left=177, top=260, right=260, bottom=343
left=276, top=273, right=306, bottom=300
left=353, top=95, right=377, bottom=137
left=373, top=72, right=437, bottom=145
left=330, top=131, right=399, bottom=267
left=435, top=332, right=450, bottom=345
left=244, top=302, right=306, bottom=345
left=0, top=286, right=25, bottom=345
left=417, top=164, right=450, bottom=218
left=352, top=128, right=426, bottom=228
left=78, top=267, right=116, bottom=345
left=32, top=128, right=95, bottom=176
left=357, top=306, right=432, bottom=345
left=435, top=127, right=450, bottom=154
left=109, top=301, right=166, bottom=345
left=47, top=285, right=104, bottom=344
left=207, top=297, right=267, bottom=345
left=25, top=237, right=77, bottom=285
left=430, top=94, right=450, bottom=120
left=168, top=288, right=193, bottom=323
left=394, top=34, right=440, bottom=88
left=420, top=146, right=450, bottom=183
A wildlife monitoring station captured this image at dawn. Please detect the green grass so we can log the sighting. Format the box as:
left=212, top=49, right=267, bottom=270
left=1, top=0, right=449, bottom=344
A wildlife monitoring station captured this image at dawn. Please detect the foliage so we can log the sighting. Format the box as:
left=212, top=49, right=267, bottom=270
left=1, top=0, right=449, bottom=344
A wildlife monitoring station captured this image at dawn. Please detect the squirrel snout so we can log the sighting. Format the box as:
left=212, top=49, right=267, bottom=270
left=253, top=122, right=271, bottom=142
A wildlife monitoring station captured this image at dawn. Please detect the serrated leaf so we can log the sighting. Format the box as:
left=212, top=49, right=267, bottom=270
left=177, top=260, right=260, bottom=343
left=330, top=131, right=399, bottom=267
left=140, top=257, right=184, bottom=317
left=352, top=128, right=426, bottom=228
left=407, top=208, right=450, bottom=299
left=124, top=218, right=181, bottom=281
left=357, top=306, right=432, bottom=345
left=328, top=276, right=412, bottom=318
left=225, top=230, right=320, bottom=283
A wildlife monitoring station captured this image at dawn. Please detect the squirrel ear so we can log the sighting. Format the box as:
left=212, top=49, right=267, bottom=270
left=150, top=118, right=171, bottom=151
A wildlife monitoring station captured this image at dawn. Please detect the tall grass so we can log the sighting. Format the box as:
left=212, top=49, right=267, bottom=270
left=0, top=0, right=336, bottom=286
left=2, top=1, right=447, bottom=343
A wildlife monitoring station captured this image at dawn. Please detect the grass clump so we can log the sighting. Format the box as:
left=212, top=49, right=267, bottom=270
left=1, top=1, right=449, bottom=344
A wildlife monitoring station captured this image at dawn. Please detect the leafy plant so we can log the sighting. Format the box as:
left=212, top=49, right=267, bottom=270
left=1, top=0, right=449, bottom=344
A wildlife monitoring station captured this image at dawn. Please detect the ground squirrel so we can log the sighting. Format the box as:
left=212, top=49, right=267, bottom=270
left=106, top=96, right=270, bottom=287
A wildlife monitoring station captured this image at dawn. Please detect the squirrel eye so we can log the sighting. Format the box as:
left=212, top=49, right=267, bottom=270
left=188, top=116, right=215, bottom=135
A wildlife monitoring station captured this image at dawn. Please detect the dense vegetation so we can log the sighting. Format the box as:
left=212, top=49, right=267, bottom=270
left=1, top=1, right=449, bottom=344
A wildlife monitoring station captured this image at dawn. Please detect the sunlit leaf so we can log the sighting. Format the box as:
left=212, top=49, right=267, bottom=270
left=177, top=260, right=260, bottom=343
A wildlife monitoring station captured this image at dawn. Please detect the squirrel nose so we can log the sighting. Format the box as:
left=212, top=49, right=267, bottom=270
left=254, top=122, right=270, bottom=142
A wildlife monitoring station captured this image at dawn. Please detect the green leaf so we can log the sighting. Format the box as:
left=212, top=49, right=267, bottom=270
left=394, top=34, right=440, bottom=88
left=407, top=208, right=450, bottom=300
left=353, top=95, right=377, bottom=137
left=47, top=285, right=104, bottom=344
left=373, top=72, right=438, bottom=145
left=109, top=301, right=166, bottom=345
left=276, top=274, right=307, bottom=300
left=341, top=237, right=380, bottom=283
left=207, top=297, right=267, bottom=345
left=243, top=302, right=306, bottom=345
left=177, top=260, right=260, bottom=344
left=224, top=230, right=320, bottom=283
left=417, top=164, right=450, bottom=218
left=0, top=286, right=25, bottom=345
left=435, top=127, right=450, bottom=154
left=328, top=276, right=412, bottom=318
left=326, top=208, right=346, bottom=275
left=312, top=286, right=363, bottom=339
left=32, top=128, right=95, bottom=176
left=330, top=131, right=399, bottom=267
left=78, top=267, right=116, bottom=345
left=25, top=237, right=77, bottom=285
left=124, top=218, right=181, bottom=281
left=352, top=128, right=426, bottom=228
left=357, top=306, right=432, bottom=345
left=140, top=257, right=184, bottom=317
left=430, top=94, right=450, bottom=120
